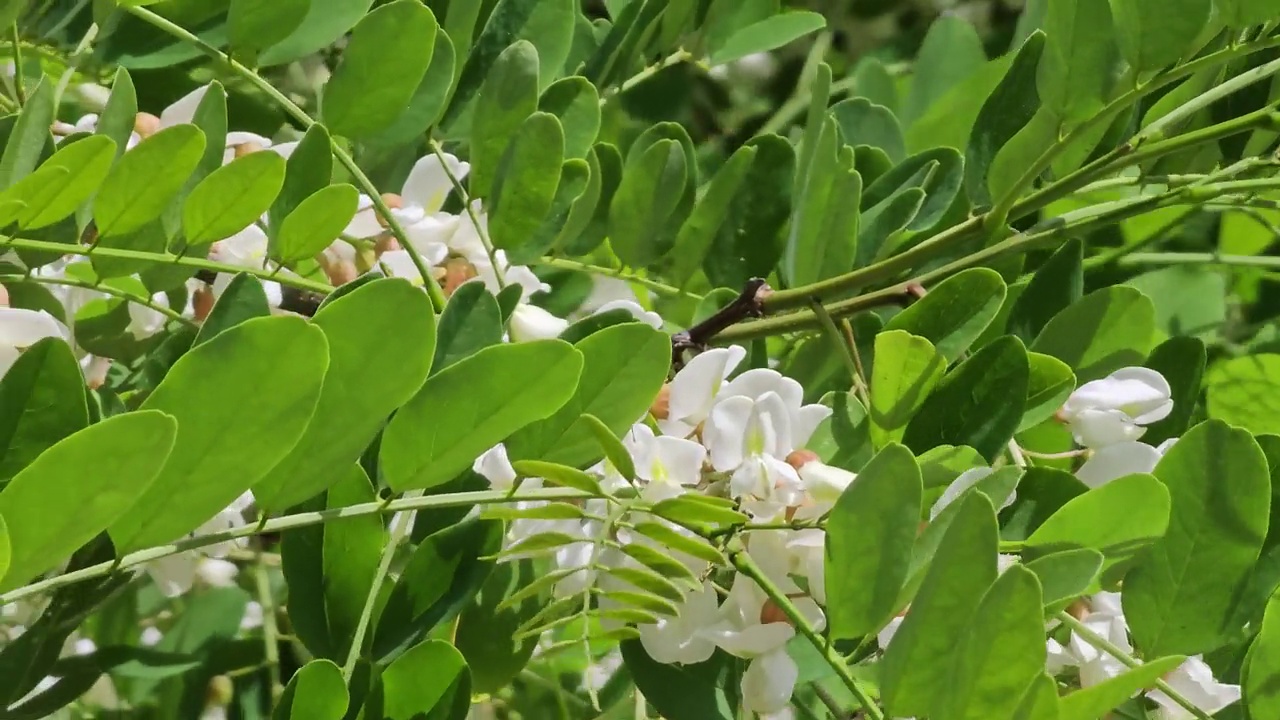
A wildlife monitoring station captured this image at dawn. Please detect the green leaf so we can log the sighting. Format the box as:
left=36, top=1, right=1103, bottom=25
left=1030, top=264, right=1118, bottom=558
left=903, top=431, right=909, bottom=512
left=965, top=32, right=1046, bottom=207
left=1247, top=589, right=1280, bottom=719
left=669, top=144, right=757, bottom=288
left=1008, top=237, right=1083, bottom=342
left=4, top=135, right=116, bottom=230
left=366, top=32, right=457, bottom=147
left=93, top=124, right=206, bottom=238
left=259, top=0, right=376, bottom=66
left=1110, top=0, right=1211, bottom=73
left=507, top=323, right=669, bottom=468
left=272, top=659, right=348, bottom=720
left=1024, top=473, right=1169, bottom=583
left=881, top=493, right=999, bottom=718
left=1218, top=0, right=1280, bottom=27
left=183, top=150, right=285, bottom=245
left=582, top=0, right=668, bottom=88
left=1021, top=352, right=1075, bottom=432
left=869, top=331, right=946, bottom=448
left=470, top=40, right=540, bottom=199
left=1142, top=336, right=1205, bottom=444
left=609, top=139, right=689, bottom=268
left=1029, top=286, right=1156, bottom=383
left=192, top=273, right=270, bottom=346
left=161, top=83, right=227, bottom=254
left=631, top=521, right=727, bottom=565
left=1125, top=265, right=1226, bottom=340
left=1207, top=355, right=1280, bottom=435
left=1024, top=548, right=1104, bottom=609
left=620, top=641, right=738, bottom=720
left=1037, top=0, right=1115, bottom=128
left=1012, top=673, right=1062, bottom=720
left=702, top=135, right=794, bottom=289
left=109, top=317, right=329, bottom=553
left=0, top=338, right=89, bottom=485
left=904, top=14, right=987, bottom=127
left=433, top=282, right=503, bottom=372
left=583, top=413, right=635, bottom=482
left=229, top=0, right=310, bottom=61
left=708, top=11, right=826, bottom=66
left=942, top=566, right=1046, bottom=720
left=907, top=54, right=1015, bottom=153
left=381, top=340, right=583, bottom=492
left=1125, top=419, right=1271, bottom=656
left=371, top=640, right=470, bottom=720
left=96, top=69, right=137, bottom=160
left=538, top=76, right=600, bottom=160
left=320, top=0, right=437, bottom=139
left=784, top=117, right=860, bottom=287
left=650, top=494, right=748, bottom=532
left=831, top=96, right=907, bottom=163
left=373, top=519, right=501, bottom=660
left=883, top=268, right=1007, bottom=360
left=455, top=559, right=541, bottom=694
left=902, top=335, right=1030, bottom=461
left=268, top=123, right=332, bottom=245
left=489, top=112, right=565, bottom=257
left=1058, top=655, right=1185, bottom=720
left=511, top=460, right=604, bottom=494
left=861, top=146, right=965, bottom=234
left=274, top=184, right=360, bottom=265
left=826, top=444, right=923, bottom=639
left=0, top=80, right=53, bottom=191
left=255, top=279, right=436, bottom=510
left=987, top=108, right=1058, bottom=205
left=0, top=410, right=177, bottom=592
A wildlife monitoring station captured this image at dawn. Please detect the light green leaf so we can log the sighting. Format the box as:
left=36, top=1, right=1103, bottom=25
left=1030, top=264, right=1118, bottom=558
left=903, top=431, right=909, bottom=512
left=869, top=331, right=946, bottom=448
left=1110, top=0, right=1211, bottom=73
left=268, top=123, right=331, bottom=245
left=255, top=279, right=436, bottom=511
left=96, top=68, right=137, bottom=160
left=109, top=317, right=329, bottom=553
left=507, top=323, right=669, bottom=468
left=274, top=184, right=360, bottom=265
left=1025, top=473, right=1169, bottom=583
left=583, top=413, right=635, bottom=482
left=1024, top=548, right=1104, bottom=609
left=1029, top=285, right=1156, bottom=383
left=320, top=0, right=437, bottom=139
left=194, top=273, right=270, bottom=347
left=229, top=0, right=310, bottom=60
left=709, top=11, right=826, bottom=66
left=904, top=15, right=987, bottom=126
left=0, top=410, right=177, bottom=591
left=183, top=150, right=286, bottom=245
left=784, top=117, right=860, bottom=287
left=1125, top=419, right=1271, bottom=656
left=1125, top=265, right=1226, bottom=340
left=470, top=40, right=540, bottom=199
left=366, top=32, right=457, bottom=148
left=831, top=96, right=906, bottom=163
left=1207, top=354, right=1280, bottom=435
left=881, top=493, right=998, bottom=718
left=609, top=139, right=689, bottom=268
left=272, top=659, right=347, bottom=720
left=826, top=444, right=922, bottom=639
left=883, top=268, right=1007, bottom=360
left=93, top=124, right=206, bottom=238
left=1009, top=237, right=1083, bottom=342
left=669, top=144, right=757, bottom=288
left=1037, top=0, right=1115, bottom=127
left=1218, top=0, right=1280, bottom=27
left=259, top=0, right=376, bottom=67
left=1058, top=655, right=1185, bottom=720
left=511, top=460, right=604, bottom=495
left=0, top=79, right=53, bottom=192
left=1021, top=352, right=1075, bottom=432
left=1247, top=589, right=1280, bottom=718
left=942, top=566, right=1046, bottom=720
left=373, top=640, right=470, bottom=719
left=489, top=112, right=565, bottom=256
left=0, top=338, right=88, bottom=485
left=381, top=341, right=583, bottom=492
left=3, top=135, right=116, bottom=230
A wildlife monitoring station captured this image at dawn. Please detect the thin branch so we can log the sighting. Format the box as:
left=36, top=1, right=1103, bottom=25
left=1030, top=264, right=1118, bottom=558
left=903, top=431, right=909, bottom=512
left=0, top=273, right=195, bottom=326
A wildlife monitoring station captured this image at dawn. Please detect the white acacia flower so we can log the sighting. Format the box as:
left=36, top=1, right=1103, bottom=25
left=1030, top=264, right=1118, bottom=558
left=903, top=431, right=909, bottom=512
left=622, top=423, right=706, bottom=501
left=0, top=308, right=69, bottom=378
left=207, top=225, right=284, bottom=307
left=660, top=345, right=749, bottom=437
left=718, top=369, right=831, bottom=445
left=1060, top=367, right=1173, bottom=448
left=345, top=154, right=469, bottom=241
left=797, top=460, right=857, bottom=504
left=1147, top=656, right=1241, bottom=720
left=595, top=299, right=662, bottom=329
left=508, top=303, right=569, bottom=342
left=474, top=444, right=518, bottom=490
left=704, top=392, right=804, bottom=503
left=638, top=581, right=719, bottom=664
left=1046, top=592, right=1130, bottom=685
left=1074, top=440, right=1170, bottom=488
left=127, top=293, right=170, bottom=340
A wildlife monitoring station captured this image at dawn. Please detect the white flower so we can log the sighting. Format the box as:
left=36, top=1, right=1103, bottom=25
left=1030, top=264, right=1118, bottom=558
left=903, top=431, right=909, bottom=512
left=474, top=444, right=518, bottom=490
left=1046, top=592, right=1131, bottom=687
left=207, top=226, right=283, bottom=307
left=1060, top=367, right=1173, bottom=448
left=240, top=601, right=264, bottom=631
left=797, top=461, right=857, bottom=504
left=639, top=581, right=719, bottom=664
left=0, top=307, right=68, bottom=379
left=704, top=392, right=804, bottom=503
left=595, top=299, right=662, bottom=329
left=508, top=303, right=569, bottom=342
left=1074, top=440, right=1165, bottom=488
left=127, top=293, right=170, bottom=340
left=660, top=345, right=748, bottom=437
left=717, top=369, right=831, bottom=447
left=140, top=627, right=164, bottom=646
left=195, top=558, right=239, bottom=588
left=929, top=467, right=1016, bottom=520
left=402, top=153, right=470, bottom=215
left=1147, top=656, right=1241, bottom=720
left=623, top=423, right=706, bottom=501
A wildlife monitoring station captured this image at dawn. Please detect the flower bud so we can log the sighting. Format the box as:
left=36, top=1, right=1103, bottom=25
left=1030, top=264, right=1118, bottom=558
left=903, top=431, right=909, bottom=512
left=376, top=193, right=403, bottom=229
left=133, top=112, right=161, bottom=137
left=785, top=449, right=820, bottom=471
left=374, top=232, right=401, bottom=255
left=192, top=285, right=216, bottom=322
left=797, top=459, right=856, bottom=503
left=0, top=283, right=9, bottom=307
left=206, top=675, right=233, bottom=709
left=759, top=599, right=789, bottom=625
left=318, top=253, right=358, bottom=286
left=650, top=384, right=671, bottom=420
left=441, top=256, right=478, bottom=296
left=233, top=141, right=264, bottom=158
left=509, top=303, right=569, bottom=342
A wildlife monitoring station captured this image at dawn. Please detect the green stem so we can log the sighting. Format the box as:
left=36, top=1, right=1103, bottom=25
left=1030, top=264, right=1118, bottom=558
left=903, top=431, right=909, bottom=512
left=0, top=273, right=195, bottom=326
left=728, top=544, right=885, bottom=720
left=1055, top=611, right=1211, bottom=720
left=1140, top=54, right=1280, bottom=141
left=9, top=23, right=23, bottom=106
left=122, top=5, right=448, bottom=312
left=0, top=487, right=597, bottom=606
left=342, top=494, right=420, bottom=681
left=252, top=544, right=283, bottom=701
left=0, top=235, right=333, bottom=293
left=598, top=50, right=693, bottom=106
left=809, top=298, right=867, bottom=399
left=533, top=257, right=700, bottom=299
left=1113, top=251, right=1280, bottom=271
left=428, top=139, right=504, bottom=289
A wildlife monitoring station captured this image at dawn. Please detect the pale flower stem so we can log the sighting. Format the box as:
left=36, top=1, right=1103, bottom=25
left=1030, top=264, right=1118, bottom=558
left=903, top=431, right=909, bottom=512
left=1019, top=448, right=1090, bottom=460
left=598, top=50, right=693, bottom=107
left=728, top=544, right=885, bottom=720
left=1054, top=611, right=1212, bottom=720
left=532, top=257, right=700, bottom=300
left=809, top=299, right=870, bottom=405
left=120, top=4, right=448, bottom=312
left=839, top=318, right=873, bottom=407
left=341, top=490, right=417, bottom=681
left=252, top=543, right=283, bottom=701
left=1006, top=440, right=1028, bottom=468
left=427, top=139, right=506, bottom=290
left=0, top=488, right=599, bottom=607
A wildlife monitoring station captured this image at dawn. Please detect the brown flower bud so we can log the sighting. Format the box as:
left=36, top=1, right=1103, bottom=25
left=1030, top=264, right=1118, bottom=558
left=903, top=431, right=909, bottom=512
left=233, top=141, right=264, bottom=159
left=785, top=449, right=820, bottom=471
left=374, top=232, right=401, bottom=255
left=650, top=384, right=671, bottom=420
left=441, top=256, right=478, bottom=296
left=760, top=599, right=789, bottom=626
left=1066, top=598, right=1091, bottom=621
left=0, top=283, right=9, bottom=308
left=376, top=193, right=403, bottom=228
left=192, top=285, right=216, bottom=322
left=325, top=259, right=358, bottom=286
left=134, top=112, right=161, bottom=137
